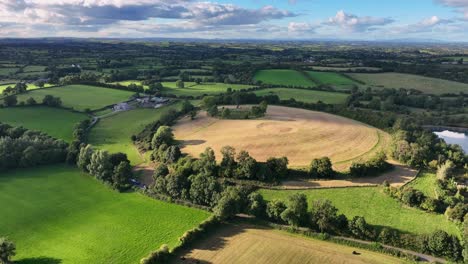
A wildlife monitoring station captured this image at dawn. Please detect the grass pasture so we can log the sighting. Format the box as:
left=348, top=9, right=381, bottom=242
left=88, top=103, right=182, bottom=165
left=0, top=165, right=210, bottom=264
left=254, top=88, right=348, bottom=104
left=161, top=82, right=253, bottom=97
left=173, top=105, right=389, bottom=170
left=0, top=106, right=87, bottom=141
left=307, top=71, right=357, bottom=88
left=13, top=85, right=134, bottom=111
left=406, top=171, right=439, bottom=199
left=173, top=224, right=408, bottom=264
left=348, top=73, right=468, bottom=95
left=259, top=187, right=459, bottom=236
left=254, top=69, right=316, bottom=87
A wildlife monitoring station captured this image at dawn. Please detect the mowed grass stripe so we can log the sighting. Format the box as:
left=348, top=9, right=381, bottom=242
left=259, top=187, right=459, bottom=236
left=12, top=85, right=134, bottom=111
left=0, top=106, right=87, bottom=141
left=0, top=165, right=210, bottom=264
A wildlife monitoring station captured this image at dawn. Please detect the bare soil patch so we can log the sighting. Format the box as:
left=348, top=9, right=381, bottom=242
left=172, top=105, right=390, bottom=171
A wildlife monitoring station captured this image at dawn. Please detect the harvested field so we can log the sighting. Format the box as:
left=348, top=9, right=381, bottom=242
left=172, top=105, right=389, bottom=170
left=172, top=224, right=409, bottom=264
left=281, top=161, right=418, bottom=189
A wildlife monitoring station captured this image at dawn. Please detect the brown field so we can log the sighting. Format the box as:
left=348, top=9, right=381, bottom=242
left=281, top=161, right=418, bottom=189
left=172, top=224, right=408, bottom=264
left=172, top=105, right=390, bottom=170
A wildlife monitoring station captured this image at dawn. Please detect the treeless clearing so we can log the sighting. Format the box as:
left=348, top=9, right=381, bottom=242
left=173, top=105, right=390, bottom=170
left=172, top=224, right=408, bottom=264
left=281, top=161, right=418, bottom=189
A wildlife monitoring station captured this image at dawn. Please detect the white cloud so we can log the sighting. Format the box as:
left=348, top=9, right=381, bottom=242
left=436, top=0, right=468, bottom=19
left=326, top=10, right=394, bottom=32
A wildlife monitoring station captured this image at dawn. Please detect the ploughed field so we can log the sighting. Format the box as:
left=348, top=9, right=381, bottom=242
left=172, top=224, right=409, bottom=264
left=0, top=165, right=210, bottom=264
left=173, top=105, right=389, bottom=170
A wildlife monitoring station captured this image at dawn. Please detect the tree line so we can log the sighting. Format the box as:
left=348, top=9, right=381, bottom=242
left=0, top=123, right=68, bottom=172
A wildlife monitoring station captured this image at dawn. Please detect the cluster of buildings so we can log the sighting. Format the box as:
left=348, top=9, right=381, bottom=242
left=113, top=96, right=170, bottom=112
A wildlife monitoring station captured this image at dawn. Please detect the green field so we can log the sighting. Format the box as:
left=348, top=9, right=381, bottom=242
left=0, top=68, right=18, bottom=76
left=161, top=82, right=252, bottom=97
left=88, top=103, right=181, bottom=164
left=259, top=187, right=458, bottom=236
left=254, top=70, right=316, bottom=87
left=0, top=83, right=53, bottom=93
left=22, top=65, right=47, bottom=72
left=348, top=73, right=468, bottom=95
left=307, top=71, right=357, bottom=88
left=0, top=106, right=87, bottom=141
left=13, top=85, right=134, bottom=111
left=311, top=66, right=381, bottom=72
left=0, top=165, right=210, bottom=264
left=406, top=171, right=439, bottom=199
left=254, top=88, right=348, bottom=104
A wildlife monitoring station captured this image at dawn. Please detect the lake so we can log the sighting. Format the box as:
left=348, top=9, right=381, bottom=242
left=434, top=130, right=468, bottom=153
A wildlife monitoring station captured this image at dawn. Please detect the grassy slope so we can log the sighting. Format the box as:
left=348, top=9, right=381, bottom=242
left=254, top=70, right=316, bottom=87
left=259, top=187, right=459, bottom=236
left=254, top=88, right=348, bottom=104
left=88, top=103, right=182, bottom=165
left=348, top=73, right=468, bottom=95
left=0, top=106, right=87, bottom=141
left=307, top=71, right=357, bottom=86
left=0, top=165, right=210, bottom=264
left=161, top=82, right=252, bottom=97
left=406, top=171, right=439, bottom=199
left=14, top=85, right=134, bottom=111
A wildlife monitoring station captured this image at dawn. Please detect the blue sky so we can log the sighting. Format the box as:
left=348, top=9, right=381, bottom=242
left=0, top=0, right=467, bottom=41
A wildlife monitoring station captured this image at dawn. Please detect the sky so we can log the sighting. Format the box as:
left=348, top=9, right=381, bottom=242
left=1, top=0, right=468, bottom=41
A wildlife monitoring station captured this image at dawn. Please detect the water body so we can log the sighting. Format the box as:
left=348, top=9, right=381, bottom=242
left=434, top=130, right=468, bottom=153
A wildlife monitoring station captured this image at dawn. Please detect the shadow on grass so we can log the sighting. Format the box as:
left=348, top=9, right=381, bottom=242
left=16, top=257, right=62, bottom=264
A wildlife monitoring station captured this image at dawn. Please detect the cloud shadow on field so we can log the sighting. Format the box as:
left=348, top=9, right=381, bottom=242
left=16, top=257, right=62, bottom=264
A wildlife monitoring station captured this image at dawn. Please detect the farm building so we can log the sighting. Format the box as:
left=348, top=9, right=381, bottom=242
left=113, top=102, right=131, bottom=111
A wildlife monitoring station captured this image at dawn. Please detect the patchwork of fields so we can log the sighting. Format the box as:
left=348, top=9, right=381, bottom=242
left=0, top=106, right=87, bottom=141
left=0, top=165, right=210, bottom=264
left=348, top=72, right=468, bottom=95
left=259, top=187, right=459, bottom=236
left=13, top=85, right=134, bottom=111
